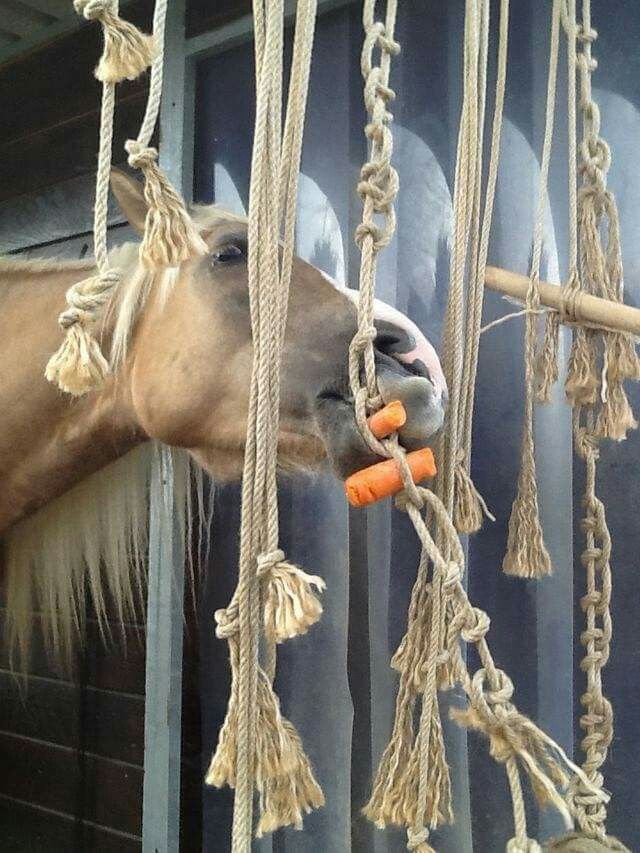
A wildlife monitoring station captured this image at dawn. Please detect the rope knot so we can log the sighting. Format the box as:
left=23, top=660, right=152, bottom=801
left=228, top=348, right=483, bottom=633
left=59, top=269, right=122, bottom=328
left=442, top=562, right=463, bottom=596
left=460, top=606, right=491, bottom=644
left=367, top=21, right=400, bottom=57
left=74, top=0, right=115, bottom=21
left=406, top=826, right=429, bottom=850
left=474, top=668, right=514, bottom=709
left=260, top=556, right=326, bottom=643
left=214, top=605, right=238, bottom=640
left=394, top=483, right=425, bottom=513
left=580, top=136, right=611, bottom=178
left=575, top=427, right=600, bottom=459
left=577, top=23, right=598, bottom=43
left=125, top=140, right=159, bottom=170
left=350, top=323, right=378, bottom=352
left=256, top=549, right=285, bottom=578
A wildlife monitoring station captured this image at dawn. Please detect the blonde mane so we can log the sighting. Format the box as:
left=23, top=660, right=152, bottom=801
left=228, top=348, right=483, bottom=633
left=0, top=210, right=237, bottom=670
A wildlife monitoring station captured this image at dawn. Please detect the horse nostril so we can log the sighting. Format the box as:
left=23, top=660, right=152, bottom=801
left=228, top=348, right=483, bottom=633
left=374, top=321, right=414, bottom=359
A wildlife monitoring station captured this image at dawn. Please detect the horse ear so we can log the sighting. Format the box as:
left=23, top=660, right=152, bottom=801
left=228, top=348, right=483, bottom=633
left=110, top=168, right=148, bottom=235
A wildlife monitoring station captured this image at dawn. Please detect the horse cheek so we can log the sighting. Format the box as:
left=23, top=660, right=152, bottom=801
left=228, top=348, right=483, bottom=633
left=128, top=354, right=211, bottom=448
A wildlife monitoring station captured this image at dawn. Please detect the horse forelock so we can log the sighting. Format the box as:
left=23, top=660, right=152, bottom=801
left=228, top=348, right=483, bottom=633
left=109, top=205, right=242, bottom=367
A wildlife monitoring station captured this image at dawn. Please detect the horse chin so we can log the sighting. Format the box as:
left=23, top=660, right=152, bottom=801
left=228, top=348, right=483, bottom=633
left=188, top=428, right=327, bottom=483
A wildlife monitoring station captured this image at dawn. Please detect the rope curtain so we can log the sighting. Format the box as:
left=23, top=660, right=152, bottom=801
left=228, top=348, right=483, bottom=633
left=350, top=2, right=607, bottom=851
left=41, top=0, right=638, bottom=849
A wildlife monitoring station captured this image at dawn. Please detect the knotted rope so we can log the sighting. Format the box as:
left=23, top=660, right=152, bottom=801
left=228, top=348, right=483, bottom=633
left=47, top=0, right=205, bottom=395
left=549, top=7, right=631, bottom=850
left=353, top=3, right=610, bottom=851
left=74, top=0, right=155, bottom=82
left=123, top=0, right=207, bottom=271
left=205, top=2, right=324, bottom=848
left=46, top=0, right=151, bottom=394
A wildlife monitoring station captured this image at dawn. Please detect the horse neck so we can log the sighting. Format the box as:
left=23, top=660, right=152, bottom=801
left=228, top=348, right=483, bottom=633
left=0, top=260, right=145, bottom=532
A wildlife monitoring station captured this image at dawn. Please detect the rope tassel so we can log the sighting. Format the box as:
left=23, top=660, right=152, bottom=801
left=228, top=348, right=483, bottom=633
left=125, top=141, right=208, bottom=270
left=453, top=454, right=495, bottom=534
left=45, top=270, right=121, bottom=396
left=74, top=0, right=156, bottom=83
left=565, top=328, right=600, bottom=407
left=363, top=699, right=452, bottom=833
left=206, top=661, right=324, bottom=836
left=258, top=551, right=326, bottom=643
left=502, top=451, right=553, bottom=579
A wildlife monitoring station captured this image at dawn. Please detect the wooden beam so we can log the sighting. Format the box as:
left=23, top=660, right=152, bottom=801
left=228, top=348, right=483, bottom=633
left=485, top=265, right=640, bottom=336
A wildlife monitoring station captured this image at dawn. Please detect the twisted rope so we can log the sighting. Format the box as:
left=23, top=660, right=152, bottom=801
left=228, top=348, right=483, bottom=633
left=205, top=2, right=323, bottom=849
left=354, top=3, right=610, bottom=850
left=45, top=0, right=155, bottom=394
left=502, top=0, right=562, bottom=579
left=453, top=0, right=509, bottom=534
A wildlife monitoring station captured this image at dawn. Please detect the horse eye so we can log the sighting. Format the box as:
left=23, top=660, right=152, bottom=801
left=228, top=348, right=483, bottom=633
left=212, top=244, right=243, bottom=264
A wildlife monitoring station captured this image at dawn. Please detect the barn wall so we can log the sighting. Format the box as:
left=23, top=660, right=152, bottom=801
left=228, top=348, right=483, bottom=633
left=0, top=0, right=204, bottom=838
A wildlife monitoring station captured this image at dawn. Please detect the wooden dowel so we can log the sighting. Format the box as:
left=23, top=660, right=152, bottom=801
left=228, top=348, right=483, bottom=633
left=484, top=265, right=640, bottom=336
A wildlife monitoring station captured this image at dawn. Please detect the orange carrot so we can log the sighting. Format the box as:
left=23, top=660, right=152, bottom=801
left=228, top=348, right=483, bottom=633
left=367, top=400, right=407, bottom=439
left=345, top=447, right=437, bottom=508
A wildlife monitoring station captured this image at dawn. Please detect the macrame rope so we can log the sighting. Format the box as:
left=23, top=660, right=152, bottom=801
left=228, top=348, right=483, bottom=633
left=205, top=2, right=324, bottom=849
left=45, top=0, right=156, bottom=395
left=351, top=4, right=608, bottom=850
left=502, top=0, right=562, bottom=579
left=552, top=3, right=634, bottom=849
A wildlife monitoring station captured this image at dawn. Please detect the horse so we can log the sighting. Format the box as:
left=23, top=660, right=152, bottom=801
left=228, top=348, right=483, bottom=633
left=0, top=168, right=447, bottom=667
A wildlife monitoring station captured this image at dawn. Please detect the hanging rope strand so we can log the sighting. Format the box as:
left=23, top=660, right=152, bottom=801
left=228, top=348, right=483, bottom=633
left=45, top=0, right=156, bottom=395
left=207, top=3, right=324, bottom=848
left=502, top=0, right=563, bottom=579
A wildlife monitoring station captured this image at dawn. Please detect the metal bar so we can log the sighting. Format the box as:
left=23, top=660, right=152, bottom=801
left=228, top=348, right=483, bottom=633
left=141, top=0, right=188, bottom=849
left=142, top=447, right=186, bottom=853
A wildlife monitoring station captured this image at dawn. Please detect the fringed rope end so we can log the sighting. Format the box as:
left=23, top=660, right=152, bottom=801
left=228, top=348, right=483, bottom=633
left=255, top=717, right=325, bottom=837
left=454, top=455, right=495, bottom=534
left=536, top=311, right=560, bottom=403
left=206, top=667, right=324, bottom=836
left=595, top=383, right=637, bottom=442
left=594, top=333, right=639, bottom=442
left=258, top=550, right=326, bottom=642
left=45, top=325, right=110, bottom=396
left=502, top=470, right=552, bottom=579
left=45, top=270, right=121, bottom=396
left=364, top=701, right=452, bottom=833
left=450, top=680, right=610, bottom=832
left=565, top=328, right=600, bottom=407
left=74, top=0, right=156, bottom=83
left=125, top=141, right=208, bottom=270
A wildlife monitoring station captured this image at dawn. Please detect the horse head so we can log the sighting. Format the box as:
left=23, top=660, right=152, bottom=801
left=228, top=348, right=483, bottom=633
left=110, top=169, right=447, bottom=482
